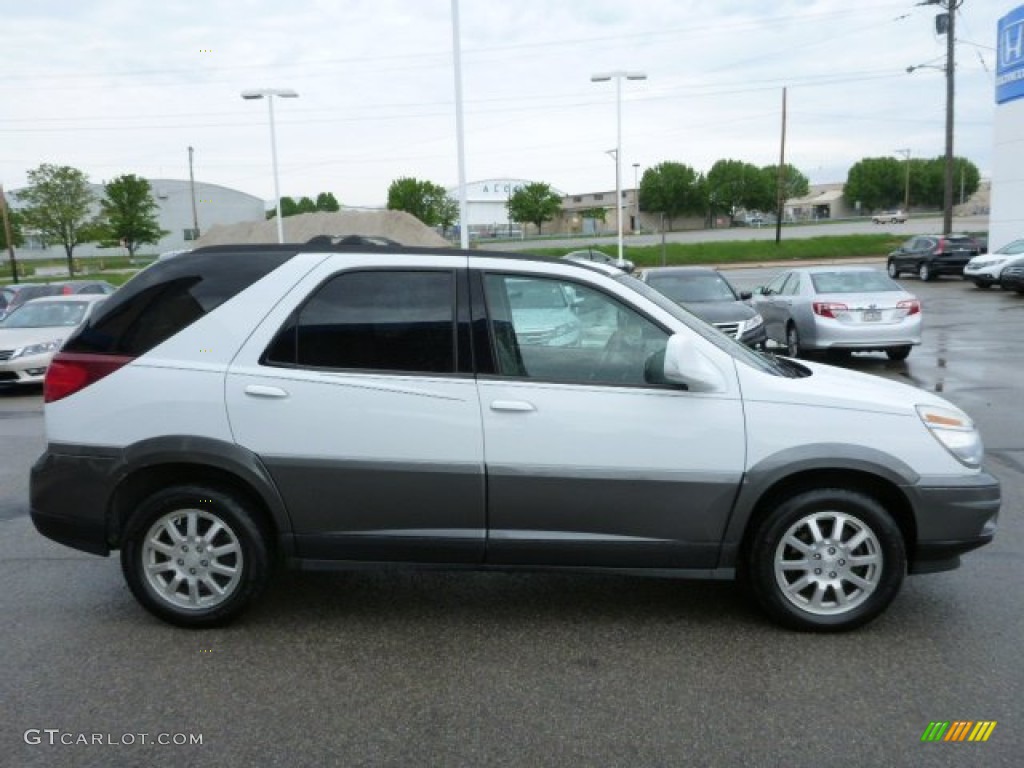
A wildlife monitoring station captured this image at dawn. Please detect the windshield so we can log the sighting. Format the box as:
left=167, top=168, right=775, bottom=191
left=618, top=274, right=802, bottom=377
left=810, top=271, right=901, bottom=294
left=0, top=301, right=90, bottom=329
left=646, top=272, right=738, bottom=303
left=996, top=239, right=1024, bottom=255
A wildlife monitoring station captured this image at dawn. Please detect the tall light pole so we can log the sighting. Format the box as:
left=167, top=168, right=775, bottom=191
left=632, top=162, right=640, bottom=232
left=188, top=146, right=200, bottom=242
left=591, top=71, right=646, bottom=265
left=241, top=88, right=299, bottom=243
left=895, top=148, right=911, bottom=214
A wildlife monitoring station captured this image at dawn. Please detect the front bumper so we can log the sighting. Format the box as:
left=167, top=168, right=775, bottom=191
left=0, top=351, right=53, bottom=384
left=905, top=472, right=1000, bottom=574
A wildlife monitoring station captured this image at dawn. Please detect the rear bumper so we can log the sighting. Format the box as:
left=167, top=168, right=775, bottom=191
left=905, top=472, right=1000, bottom=574
left=807, top=317, right=922, bottom=351
left=30, top=446, right=120, bottom=556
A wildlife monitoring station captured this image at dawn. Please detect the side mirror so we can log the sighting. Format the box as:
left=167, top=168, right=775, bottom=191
left=646, top=334, right=728, bottom=392
left=739, top=290, right=752, bottom=301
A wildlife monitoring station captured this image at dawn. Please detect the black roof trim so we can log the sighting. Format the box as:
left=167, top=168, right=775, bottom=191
left=187, top=241, right=609, bottom=273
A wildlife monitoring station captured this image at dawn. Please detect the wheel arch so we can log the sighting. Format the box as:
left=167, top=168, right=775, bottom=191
left=723, top=447, right=919, bottom=572
left=107, top=436, right=293, bottom=557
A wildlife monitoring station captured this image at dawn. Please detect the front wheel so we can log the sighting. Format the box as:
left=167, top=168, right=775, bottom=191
left=887, top=260, right=899, bottom=278
left=972, top=280, right=991, bottom=290
left=746, top=488, right=906, bottom=632
left=120, top=485, right=270, bottom=628
left=918, top=262, right=934, bottom=281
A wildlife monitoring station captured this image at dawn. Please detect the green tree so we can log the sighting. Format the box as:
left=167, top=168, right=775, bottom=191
left=506, top=182, right=563, bottom=235
left=0, top=202, right=23, bottom=250
left=19, top=164, right=96, bottom=275
left=638, top=162, right=704, bottom=230
left=98, top=174, right=168, bottom=259
left=296, top=196, right=317, bottom=214
left=315, top=192, right=340, bottom=212
left=435, top=193, right=459, bottom=235
left=844, top=157, right=907, bottom=212
left=762, top=163, right=809, bottom=208
left=908, top=156, right=980, bottom=209
left=387, top=177, right=454, bottom=227
left=705, top=159, right=764, bottom=218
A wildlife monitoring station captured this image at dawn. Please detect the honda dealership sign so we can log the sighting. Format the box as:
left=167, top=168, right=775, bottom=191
left=998, top=6, right=1024, bottom=103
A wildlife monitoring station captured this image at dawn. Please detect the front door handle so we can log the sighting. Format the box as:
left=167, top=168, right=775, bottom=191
left=490, top=400, right=536, bottom=413
left=244, top=384, right=289, bottom=399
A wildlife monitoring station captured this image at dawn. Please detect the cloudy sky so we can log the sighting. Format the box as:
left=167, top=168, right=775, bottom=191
left=1, top=0, right=1003, bottom=208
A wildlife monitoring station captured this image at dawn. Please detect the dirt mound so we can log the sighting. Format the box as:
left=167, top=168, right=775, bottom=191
left=195, top=210, right=449, bottom=248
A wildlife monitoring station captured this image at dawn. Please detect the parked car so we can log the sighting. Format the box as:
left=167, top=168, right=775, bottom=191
left=563, top=248, right=635, bottom=274
left=0, top=295, right=108, bottom=386
left=30, top=244, right=998, bottom=632
left=963, top=238, right=1024, bottom=289
left=60, top=280, right=117, bottom=296
left=0, top=283, right=64, bottom=319
left=640, top=267, right=766, bottom=347
left=871, top=210, right=907, bottom=224
left=751, top=266, right=921, bottom=360
left=886, top=234, right=979, bottom=281
left=505, top=277, right=582, bottom=347
left=998, top=257, right=1024, bottom=294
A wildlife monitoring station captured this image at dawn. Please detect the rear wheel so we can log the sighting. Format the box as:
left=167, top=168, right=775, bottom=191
left=746, top=488, right=906, bottom=632
left=886, top=346, right=912, bottom=361
left=785, top=323, right=801, bottom=358
left=918, top=262, right=933, bottom=281
left=886, top=260, right=900, bottom=278
left=120, top=485, right=270, bottom=628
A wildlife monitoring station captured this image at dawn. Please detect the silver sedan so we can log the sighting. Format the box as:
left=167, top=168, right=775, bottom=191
left=751, top=266, right=922, bottom=361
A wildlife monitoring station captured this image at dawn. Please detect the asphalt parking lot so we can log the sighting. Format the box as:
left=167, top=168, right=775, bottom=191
left=0, top=266, right=1021, bottom=768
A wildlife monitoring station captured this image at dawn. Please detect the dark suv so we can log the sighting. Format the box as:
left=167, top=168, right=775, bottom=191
left=886, top=235, right=979, bottom=282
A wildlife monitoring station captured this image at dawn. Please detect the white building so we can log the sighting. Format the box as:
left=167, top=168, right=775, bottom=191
left=7, top=178, right=265, bottom=258
left=448, top=178, right=560, bottom=237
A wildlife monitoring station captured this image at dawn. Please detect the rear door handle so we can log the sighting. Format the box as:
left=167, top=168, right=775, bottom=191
left=244, top=384, right=289, bottom=399
left=490, top=400, right=536, bottom=413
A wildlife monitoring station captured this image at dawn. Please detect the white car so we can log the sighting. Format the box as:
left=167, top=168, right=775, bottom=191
left=0, top=295, right=107, bottom=386
left=963, top=238, right=1024, bottom=289
left=872, top=210, right=907, bottom=224
left=29, top=244, right=999, bottom=632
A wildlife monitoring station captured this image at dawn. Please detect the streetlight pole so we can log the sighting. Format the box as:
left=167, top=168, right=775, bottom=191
left=241, top=88, right=299, bottom=244
left=632, top=162, right=640, bottom=232
left=591, top=71, right=646, bottom=265
left=895, top=148, right=911, bottom=214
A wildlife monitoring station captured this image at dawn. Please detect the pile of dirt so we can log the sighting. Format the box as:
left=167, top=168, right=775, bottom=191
left=194, top=210, right=450, bottom=248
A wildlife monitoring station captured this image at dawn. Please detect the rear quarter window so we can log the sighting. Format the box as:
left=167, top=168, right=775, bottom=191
left=62, top=250, right=296, bottom=357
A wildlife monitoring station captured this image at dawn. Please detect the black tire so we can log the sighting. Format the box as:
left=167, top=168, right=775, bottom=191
left=826, top=349, right=852, bottom=363
left=120, top=485, right=270, bottom=628
left=886, top=346, right=912, bottom=361
left=886, top=260, right=899, bottom=279
left=785, top=323, right=801, bottom=358
left=972, top=280, right=991, bottom=290
left=746, top=488, right=906, bottom=632
left=918, top=262, right=934, bottom=281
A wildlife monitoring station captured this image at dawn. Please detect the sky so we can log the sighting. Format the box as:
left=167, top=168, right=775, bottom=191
left=0, top=0, right=1004, bottom=209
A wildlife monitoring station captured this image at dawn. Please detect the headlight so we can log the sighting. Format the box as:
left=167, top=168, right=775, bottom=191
left=916, top=404, right=983, bottom=468
left=12, top=339, right=63, bottom=360
left=740, top=314, right=764, bottom=333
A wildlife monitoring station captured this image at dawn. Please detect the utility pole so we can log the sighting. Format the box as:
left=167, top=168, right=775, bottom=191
left=895, top=148, right=911, bottom=213
left=188, top=146, right=200, bottom=241
left=0, top=184, right=19, bottom=284
left=942, top=0, right=958, bottom=235
left=774, top=87, right=787, bottom=245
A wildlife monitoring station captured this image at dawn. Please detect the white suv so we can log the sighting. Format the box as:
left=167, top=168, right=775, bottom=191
left=30, top=243, right=1000, bottom=631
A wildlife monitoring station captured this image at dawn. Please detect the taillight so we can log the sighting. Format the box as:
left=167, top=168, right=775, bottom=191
left=897, top=299, right=921, bottom=316
left=62, top=285, right=73, bottom=295
left=812, top=302, right=848, bottom=319
left=44, top=352, right=134, bottom=403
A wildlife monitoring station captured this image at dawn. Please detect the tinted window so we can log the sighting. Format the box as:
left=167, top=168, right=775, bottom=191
left=646, top=272, right=737, bottom=303
left=63, top=250, right=295, bottom=356
left=265, top=270, right=455, bottom=374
